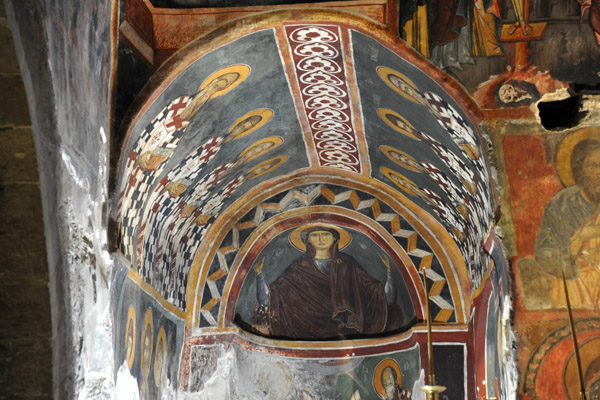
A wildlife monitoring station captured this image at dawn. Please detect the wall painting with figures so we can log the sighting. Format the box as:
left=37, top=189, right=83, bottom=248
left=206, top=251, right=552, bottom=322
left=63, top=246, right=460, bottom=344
left=110, top=9, right=508, bottom=399
left=504, top=127, right=600, bottom=398
left=235, top=222, right=418, bottom=340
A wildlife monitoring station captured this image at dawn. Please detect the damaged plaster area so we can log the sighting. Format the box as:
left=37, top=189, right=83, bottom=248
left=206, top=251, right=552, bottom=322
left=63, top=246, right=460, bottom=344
left=112, top=346, right=237, bottom=400
left=535, top=87, right=600, bottom=130
left=163, top=344, right=432, bottom=400
left=500, top=297, right=518, bottom=400
left=4, top=0, right=116, bottom=395
left=58, top=128, right=115, bottom=400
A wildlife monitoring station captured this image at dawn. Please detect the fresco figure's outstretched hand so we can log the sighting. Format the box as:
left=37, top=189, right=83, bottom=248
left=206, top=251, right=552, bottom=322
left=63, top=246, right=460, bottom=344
left=379, top=253, right=391, bottom=272
left=254, top=258, right=265, bottom=275
left=255, top=258, right=270, bottom=307
left=380, top=254, right=397, bottom=304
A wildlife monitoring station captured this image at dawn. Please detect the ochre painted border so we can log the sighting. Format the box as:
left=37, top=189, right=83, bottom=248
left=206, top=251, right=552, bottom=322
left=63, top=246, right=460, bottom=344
left=218, top=206, right=427, bottom=327
left=116, top=9, right=484, bottom=179
left=187, top=169, right=469, bottom=327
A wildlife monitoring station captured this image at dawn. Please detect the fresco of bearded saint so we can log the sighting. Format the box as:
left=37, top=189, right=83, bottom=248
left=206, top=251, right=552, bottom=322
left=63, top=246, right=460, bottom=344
left=536, top=138, right=600, bottom=308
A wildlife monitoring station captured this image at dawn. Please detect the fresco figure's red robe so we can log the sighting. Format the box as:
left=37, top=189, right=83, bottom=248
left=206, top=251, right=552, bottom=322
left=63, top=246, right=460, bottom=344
left=268, top=251, right=403, bottom=340
left=429, top=0, right=466, bottom=46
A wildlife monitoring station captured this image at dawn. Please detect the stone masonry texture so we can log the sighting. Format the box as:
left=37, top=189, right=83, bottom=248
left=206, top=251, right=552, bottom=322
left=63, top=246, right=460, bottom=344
left=0, top=1, right=52, bottom=399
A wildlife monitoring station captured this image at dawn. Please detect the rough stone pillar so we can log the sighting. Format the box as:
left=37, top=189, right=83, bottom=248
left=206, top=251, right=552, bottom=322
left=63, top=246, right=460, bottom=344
left=0, top=1, right=52, bottom=398
left=3, top=0, right=115, bottom=398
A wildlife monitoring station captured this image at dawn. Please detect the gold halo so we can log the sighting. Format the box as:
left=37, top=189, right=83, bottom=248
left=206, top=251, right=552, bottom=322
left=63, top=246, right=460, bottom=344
left=198, top=64, right=250, bottom=99
left=380, top=145, right=422, bottom=172
left=227, top=108, right=274, bottom=141
left=377, top=108, right=420, bottom=141
left=125, top=306, right=136, bottom=370
left=555, top=127, right=600, bottom=187
left=381, top=166, right=418, bottom=197
left=289, top=223, right=352, bottom=252
left=238, top=136, right=283, bottom=164
left=247, top=156, right=287, bottom=179
left=377, top=66, right=421, bottom=104
left=140, top=308, right=154, bottom=380
left=153, top=326, right=167, bottom=384
left=373, top=358, right=403, bottom=398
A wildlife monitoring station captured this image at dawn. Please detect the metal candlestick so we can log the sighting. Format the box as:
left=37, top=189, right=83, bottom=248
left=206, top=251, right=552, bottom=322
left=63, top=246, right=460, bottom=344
left=561, top=270, right=587, bottom=400
left=420, top=269, right=446, bottom=400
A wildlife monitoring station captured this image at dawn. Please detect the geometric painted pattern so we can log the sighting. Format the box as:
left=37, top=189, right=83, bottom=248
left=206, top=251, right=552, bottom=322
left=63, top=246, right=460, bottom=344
left=137, top=153, right=236, bottom=308
left=285, top=25, right=362, bottom=173
left=197, top=183, right=457, bottom=328
left=374, top=62, right=495, bottom=291
left=116, top=96, right=191, bottom=263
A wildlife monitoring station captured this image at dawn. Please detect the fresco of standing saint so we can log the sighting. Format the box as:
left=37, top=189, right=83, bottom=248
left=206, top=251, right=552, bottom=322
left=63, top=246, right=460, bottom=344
left=251, top=224, right=405, bottom=340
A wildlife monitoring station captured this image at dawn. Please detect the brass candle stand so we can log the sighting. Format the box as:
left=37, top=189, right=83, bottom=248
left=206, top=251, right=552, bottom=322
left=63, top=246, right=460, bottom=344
left=561, top=270, right=587, bottom=400
left=420, top=268, right=446, bottom=400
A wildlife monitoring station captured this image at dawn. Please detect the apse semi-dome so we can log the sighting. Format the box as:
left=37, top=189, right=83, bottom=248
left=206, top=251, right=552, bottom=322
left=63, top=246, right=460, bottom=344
left=112, top=10, right=508, bottom=399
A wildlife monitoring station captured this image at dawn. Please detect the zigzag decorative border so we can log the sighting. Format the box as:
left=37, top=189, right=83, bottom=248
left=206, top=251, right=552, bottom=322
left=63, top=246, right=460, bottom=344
left=196, top=183, right=456, bottom=328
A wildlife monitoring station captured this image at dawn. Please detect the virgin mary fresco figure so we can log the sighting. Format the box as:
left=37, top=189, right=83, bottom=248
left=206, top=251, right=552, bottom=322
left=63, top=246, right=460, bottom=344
left=252, top=224, right=404, bottom=340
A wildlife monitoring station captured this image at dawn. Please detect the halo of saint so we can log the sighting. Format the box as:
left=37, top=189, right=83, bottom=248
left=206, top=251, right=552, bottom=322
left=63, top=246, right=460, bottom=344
left=288, top=223, right=352, bottom=252
left=373, top=358, right=411, bottom=400
left=154, top=327, right=167, bottom=392
left=140, top=308, right=154, bottom=380
left=555, top=127, right=600, bottom=187
left=125, top=305, right=136, bottom=370
left=377, top=108, right=421, bottom=140
left=376, top=66, right=421, bottom=104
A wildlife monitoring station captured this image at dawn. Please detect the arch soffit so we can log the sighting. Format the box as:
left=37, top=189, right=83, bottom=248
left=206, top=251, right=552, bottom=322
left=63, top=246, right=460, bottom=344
left=113, top=9, right=493, bottom=334
left=187, top=173, right=471, bottom=328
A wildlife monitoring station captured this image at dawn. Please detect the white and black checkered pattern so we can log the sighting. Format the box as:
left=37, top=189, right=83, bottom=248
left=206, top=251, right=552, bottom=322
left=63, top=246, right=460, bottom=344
left=421, top=186, right=482, bottom=270
left=134, top=138, right=226, bottom=282
left=421, top=161, right=466, bottom=205
left=421, top=92, right=493, bottom=192
left=423, top=92, right=477, bottom=147
left=117, top=96, right=190, bottom=221
left=422, top=188, right=463, bottom=231
left=140, top=163, right=240, bottom=308
left=164, top=176, right=244, bottom=308
left=409, top=133, right=494, bottom=283
left=120, top=168, right=155, bottom=262
left=116, top=96, right=191, bottom=261
left=420, top=132, right=475, bottom=185
left=421, top=161, right=489, bottom=244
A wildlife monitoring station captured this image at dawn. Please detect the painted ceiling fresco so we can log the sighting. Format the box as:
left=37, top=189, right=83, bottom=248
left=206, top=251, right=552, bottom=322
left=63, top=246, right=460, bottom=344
left=398, top=0, right=600, bottom=108
left=112, top=10, right=509, bottom=400
left=115, top=23, right=496, bottom=311
left=118, top=0, right=600, bottom=114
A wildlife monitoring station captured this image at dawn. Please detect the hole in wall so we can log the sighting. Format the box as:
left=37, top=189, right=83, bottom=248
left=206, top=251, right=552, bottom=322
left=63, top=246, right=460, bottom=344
left=537, top=94, right=584, bottom=130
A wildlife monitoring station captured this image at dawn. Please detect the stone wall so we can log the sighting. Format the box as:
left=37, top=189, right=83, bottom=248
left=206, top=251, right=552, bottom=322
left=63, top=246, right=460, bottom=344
left=0, top=2, right=52, bottom=398
left=3, top=0, right=115, bottom=398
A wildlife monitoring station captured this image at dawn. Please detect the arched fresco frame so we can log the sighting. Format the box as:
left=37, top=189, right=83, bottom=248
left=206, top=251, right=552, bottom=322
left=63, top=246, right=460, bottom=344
left=222, top=207, right=423, bottom=329
left=109, top=9, right=506, bottom=399
left=523, top=318, right=600, bottom=397
left=186, top=173, right=472, bottom=330
left=113, top=9, right=495, bottom=335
